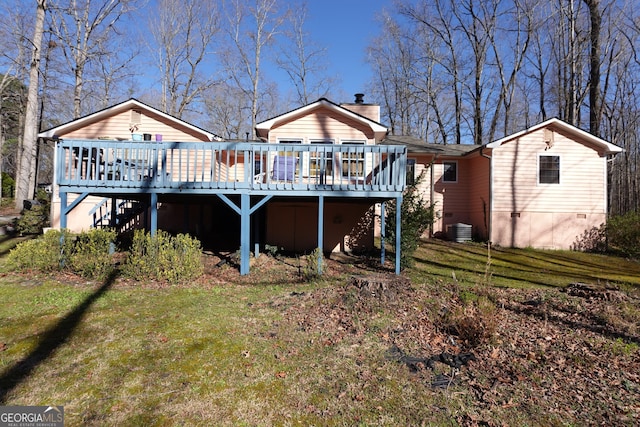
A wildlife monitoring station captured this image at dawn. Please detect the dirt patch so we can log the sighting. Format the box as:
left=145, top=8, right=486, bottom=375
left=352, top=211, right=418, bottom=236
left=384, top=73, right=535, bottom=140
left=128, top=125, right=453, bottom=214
left=272, top=277, right=640, bottom=426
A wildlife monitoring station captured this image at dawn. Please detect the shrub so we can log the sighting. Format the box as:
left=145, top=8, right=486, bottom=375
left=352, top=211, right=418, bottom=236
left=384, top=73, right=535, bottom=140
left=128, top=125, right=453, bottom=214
left=122, top=230, right=203, bottom=284
left=66, top=228, right=116, bottom=280
left=2, top=172, right=14, bottom=199
left=16, top=188, right=50, bottom=235
left=5, top=228, right=116, bottom=280
left=6, top=229, right=68, bottom=272
left=302, top=247, right=326, bottom=280
left=606, top=211, right=640, bottom=258
left=386, top=172, right=436, bottom=270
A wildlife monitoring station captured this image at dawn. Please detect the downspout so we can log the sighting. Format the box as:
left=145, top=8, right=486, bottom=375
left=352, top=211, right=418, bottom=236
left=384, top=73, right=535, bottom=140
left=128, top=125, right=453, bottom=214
left=480, top=146, right=492, bottom=244
left=429, top=155, right=438, bottom=237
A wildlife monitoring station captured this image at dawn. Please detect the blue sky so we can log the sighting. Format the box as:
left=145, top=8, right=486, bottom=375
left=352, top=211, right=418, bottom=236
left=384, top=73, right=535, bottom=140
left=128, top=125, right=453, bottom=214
left=299, top=0, right=392, bottom=99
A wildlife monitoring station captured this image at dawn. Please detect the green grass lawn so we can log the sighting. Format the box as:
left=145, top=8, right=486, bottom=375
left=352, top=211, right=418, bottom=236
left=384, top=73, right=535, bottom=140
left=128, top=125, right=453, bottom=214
left=1, top=239, right=639, bottom=426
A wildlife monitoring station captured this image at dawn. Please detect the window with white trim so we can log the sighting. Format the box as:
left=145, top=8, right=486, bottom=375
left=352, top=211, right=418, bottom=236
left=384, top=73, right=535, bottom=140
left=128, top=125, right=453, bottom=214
left=341, top=140, right=365, bottom=178
left=309, top=139, right=334, bottom=178
left=443, top=161, right=457, bottom=183
left=539, top=155, right=560, bottom=184
left=275, top=138, right=302, bottom=175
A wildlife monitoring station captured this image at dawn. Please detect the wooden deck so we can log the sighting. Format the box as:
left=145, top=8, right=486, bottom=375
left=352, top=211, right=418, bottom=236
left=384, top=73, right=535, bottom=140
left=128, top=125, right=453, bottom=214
left=56, top=140, right=407, bottom=197
left=55, top=139, right=407, bottom=275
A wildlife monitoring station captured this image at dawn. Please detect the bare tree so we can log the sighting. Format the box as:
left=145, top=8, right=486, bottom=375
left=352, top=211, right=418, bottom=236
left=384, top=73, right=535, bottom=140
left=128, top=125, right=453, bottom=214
left=276, top=2, right=332, bottom=105
left=48, top=0, right=136, bottom=119
left=222, top=0, right=287, bottom=138
left=149, top=0, right=221, bottom=118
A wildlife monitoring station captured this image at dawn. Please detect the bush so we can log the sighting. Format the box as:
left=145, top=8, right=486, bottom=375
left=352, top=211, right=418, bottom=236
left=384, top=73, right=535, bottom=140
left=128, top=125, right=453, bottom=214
left=66, top=228, right=116, bottom=280
left=302, top=247, right=326, bottom=280
left=606, top=211, right=640, bottom=258
left=122, top=230, right=203, bottom=284
left=16, top=188, right=50, bottom=235
left=6, top=228, right=116, bottom=280
left=6, top=229, right=68, bottom=272
left=386, top=173, right=436, bottom=270
left=2, top=172, right=14, bottom=199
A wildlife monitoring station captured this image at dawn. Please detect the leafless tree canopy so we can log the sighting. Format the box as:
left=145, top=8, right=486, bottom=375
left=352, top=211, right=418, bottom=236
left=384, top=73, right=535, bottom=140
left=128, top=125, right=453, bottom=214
left=2, top=0, right=640, bottom=214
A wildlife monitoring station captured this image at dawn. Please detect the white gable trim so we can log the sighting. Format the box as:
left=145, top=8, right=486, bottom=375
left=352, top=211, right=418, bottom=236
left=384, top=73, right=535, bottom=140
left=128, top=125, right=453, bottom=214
left=485, top=118, right=623, bottom=155
left=38, top=99, right=217, bottom=141
left=256, top=99, right=388, bottom=141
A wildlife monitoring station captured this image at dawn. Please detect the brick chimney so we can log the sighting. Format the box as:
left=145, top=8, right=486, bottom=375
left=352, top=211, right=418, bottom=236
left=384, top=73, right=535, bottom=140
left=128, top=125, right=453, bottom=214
left=341, top=93, right=380, bottom=122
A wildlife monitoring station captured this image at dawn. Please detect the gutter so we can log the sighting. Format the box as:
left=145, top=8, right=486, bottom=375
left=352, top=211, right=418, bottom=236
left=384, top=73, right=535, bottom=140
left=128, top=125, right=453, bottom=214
left=480, top=146, right=492, bottom=245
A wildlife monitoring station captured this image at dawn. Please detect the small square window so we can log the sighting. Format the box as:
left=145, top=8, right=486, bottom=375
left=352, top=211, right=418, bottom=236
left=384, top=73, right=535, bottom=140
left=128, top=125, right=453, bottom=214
left=443, top=161, right=457, bottom=182
left=539, top=155, right=560, bottom=184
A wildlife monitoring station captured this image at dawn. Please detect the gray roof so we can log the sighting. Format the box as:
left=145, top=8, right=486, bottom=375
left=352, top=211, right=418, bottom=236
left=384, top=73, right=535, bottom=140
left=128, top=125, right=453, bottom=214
left=382, top=135, right=481, bottom=157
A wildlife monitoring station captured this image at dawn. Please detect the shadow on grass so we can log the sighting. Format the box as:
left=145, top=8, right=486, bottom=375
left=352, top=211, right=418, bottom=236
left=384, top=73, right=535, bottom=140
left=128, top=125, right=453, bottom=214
left=0, top=270, right=118, bottom=404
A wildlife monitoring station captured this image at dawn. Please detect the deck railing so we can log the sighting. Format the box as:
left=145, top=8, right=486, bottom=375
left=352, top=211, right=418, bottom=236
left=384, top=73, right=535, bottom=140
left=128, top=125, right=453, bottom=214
left=56, top=140, right=407, bottom=194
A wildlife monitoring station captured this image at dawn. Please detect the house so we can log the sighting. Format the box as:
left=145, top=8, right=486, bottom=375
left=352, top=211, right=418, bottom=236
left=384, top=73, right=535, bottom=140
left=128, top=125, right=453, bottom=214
left=39, top=96, right=407, bottom=274
left=40, top=95, right=621, bottom=276
left=385, top=118, right=623, bottom=250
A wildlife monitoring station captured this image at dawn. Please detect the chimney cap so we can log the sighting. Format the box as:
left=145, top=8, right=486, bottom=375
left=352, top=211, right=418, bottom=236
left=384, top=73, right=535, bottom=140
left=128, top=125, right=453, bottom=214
left=354, top=93, right=365, bottom=104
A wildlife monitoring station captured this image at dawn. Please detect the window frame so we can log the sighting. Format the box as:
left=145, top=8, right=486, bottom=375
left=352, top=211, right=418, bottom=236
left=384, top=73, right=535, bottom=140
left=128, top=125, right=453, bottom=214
left=308, top=138, right=334, bottom=178
left=340, top=140, right=366, bottom=178
left=538, top=154, right=561, bottom=185
left=406, top=158, right=416, bottom=185
left=442, top=161, right=458, bottom=183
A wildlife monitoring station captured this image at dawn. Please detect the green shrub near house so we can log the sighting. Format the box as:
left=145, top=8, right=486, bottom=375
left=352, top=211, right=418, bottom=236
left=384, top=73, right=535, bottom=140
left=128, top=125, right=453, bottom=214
left=5, top=228, right=116, bottom=280
left=121, top=229, right=204, bottom=284
left=5, top=228, right=203, bottom=284
left=386, top=173, right=436, bottom=270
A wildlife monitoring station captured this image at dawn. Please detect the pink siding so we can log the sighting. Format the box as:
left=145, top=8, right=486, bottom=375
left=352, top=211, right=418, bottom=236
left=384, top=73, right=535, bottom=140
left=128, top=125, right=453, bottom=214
left=490, top=127, right=608, bottom=249
left=340, top=104, right=381, bottom=122
left=51, top=108, right=213, bottom=232
left=57, top=109, right=209, bottom=142
left=267, top=107, right=375, bottom=143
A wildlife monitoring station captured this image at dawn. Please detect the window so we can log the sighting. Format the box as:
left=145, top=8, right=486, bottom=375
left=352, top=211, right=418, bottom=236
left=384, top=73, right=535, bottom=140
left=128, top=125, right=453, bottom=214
left=406, top=159, right=416, bottom=185
left=309, top=139, right=333, bottom=178
left=539, top=155, right=560, bottom=184
left=443, top=161, right=457, bottom=182
left=341, top=140, right=365, bottom=178
left=276, top=138, right=302, bottom=174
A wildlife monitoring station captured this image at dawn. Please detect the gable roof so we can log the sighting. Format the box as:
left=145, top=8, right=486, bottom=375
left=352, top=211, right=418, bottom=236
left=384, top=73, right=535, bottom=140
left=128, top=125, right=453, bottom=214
left=485, top=117, right=623, bottom=154
left=38, top=98, right=219, bottom=141
left=255, top=98, right=389, bottom=141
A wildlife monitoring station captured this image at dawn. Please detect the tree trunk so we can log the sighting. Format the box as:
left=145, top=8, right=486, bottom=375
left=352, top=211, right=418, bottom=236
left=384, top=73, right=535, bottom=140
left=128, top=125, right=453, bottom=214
left=584, top=0, right=601, bottom=136
left=15, top=0, right=46, bottom=211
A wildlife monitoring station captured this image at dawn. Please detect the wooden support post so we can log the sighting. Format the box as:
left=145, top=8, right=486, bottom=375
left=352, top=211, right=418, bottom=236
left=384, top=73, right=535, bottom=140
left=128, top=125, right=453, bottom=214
left=60, top=192, right=68, bottom=229
left=395, top=195, right=402, bottom=274
left=150, top=193, right=158, bottom=236
left=240, top=193, right=250, bottom=275
left=110, top=197, right=117, bottom=228
left=380, top=202, right=386, bottom=266
left=317, top=195, right=324, bottom=275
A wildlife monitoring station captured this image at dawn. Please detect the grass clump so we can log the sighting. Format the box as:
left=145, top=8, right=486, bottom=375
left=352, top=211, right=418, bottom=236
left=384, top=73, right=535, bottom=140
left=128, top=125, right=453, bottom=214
left=440, top=291, right=499, bottom=348
left=122, top=229, right=203, bottom=284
